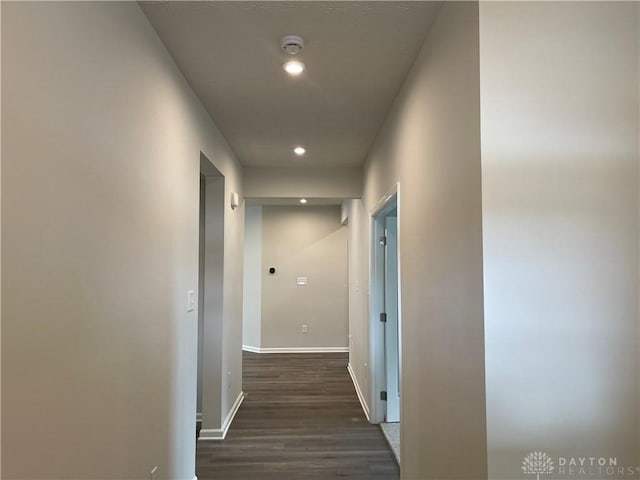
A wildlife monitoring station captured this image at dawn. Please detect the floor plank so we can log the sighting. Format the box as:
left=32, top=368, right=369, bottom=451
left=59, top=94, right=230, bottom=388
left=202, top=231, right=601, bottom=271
left=196, top=351, right=399, bottom=480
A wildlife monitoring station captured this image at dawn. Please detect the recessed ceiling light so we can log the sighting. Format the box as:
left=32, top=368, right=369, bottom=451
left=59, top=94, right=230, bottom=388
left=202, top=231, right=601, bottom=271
left=300, top=198, right=307, bottom=204
left=284, top=60, right=305, bottom=76
left=294, top=146, right=306, bottom=156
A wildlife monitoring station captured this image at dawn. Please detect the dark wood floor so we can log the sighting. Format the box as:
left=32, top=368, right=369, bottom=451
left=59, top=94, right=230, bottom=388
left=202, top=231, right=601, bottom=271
left=196, top=352, right=399, bottom=480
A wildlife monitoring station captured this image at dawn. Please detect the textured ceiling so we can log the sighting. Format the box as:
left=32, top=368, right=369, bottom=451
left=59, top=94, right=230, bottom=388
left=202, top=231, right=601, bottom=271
left=141, top=1, right=441, bottom=167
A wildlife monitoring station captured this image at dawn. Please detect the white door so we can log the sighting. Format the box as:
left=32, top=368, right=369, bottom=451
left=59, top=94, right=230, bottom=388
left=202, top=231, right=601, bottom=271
left=384, top=215, right=400, bottom=422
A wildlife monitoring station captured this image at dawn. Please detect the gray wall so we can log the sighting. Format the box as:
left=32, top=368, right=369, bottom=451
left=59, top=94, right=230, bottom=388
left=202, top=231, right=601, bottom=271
left=200, top=175, right=225, bottom=431
left=197, top=176, right=206, bottom=415
left=0, top=3, right=3, bottom=472
left=346, top=199, right=371, bottom=416
left=244, top=167, right=362, bottom=200
left=260, top=206, right=348, bottom=349
left=1, top=2, right=244, bottom=479
left=242, top=206, right=263, bottom=349
left=480, top=2, right=640, bottom=477
left=351, top=3, right=488, bottom=478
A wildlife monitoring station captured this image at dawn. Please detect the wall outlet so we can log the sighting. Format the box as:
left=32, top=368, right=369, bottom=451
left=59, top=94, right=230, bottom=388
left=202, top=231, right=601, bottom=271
left=301, top=324, right=308, bottom=333
left=150, top=466, right=158, bottom=480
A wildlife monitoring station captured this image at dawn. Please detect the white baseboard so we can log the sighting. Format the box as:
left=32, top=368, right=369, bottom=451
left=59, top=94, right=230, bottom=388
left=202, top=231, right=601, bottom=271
left=198, top=391, right=244, bottom=441
left=347, top=363, right=370, bottom=421
left=241, top=344, right=261, bottom=353
left=243, top=345, right=349, bottom=353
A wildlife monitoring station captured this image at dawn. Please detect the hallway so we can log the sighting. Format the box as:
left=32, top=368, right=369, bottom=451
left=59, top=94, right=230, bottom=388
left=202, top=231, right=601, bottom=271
left=196, top=352, right=399, bottom=480
left=3, top=2, right=640, bottom=479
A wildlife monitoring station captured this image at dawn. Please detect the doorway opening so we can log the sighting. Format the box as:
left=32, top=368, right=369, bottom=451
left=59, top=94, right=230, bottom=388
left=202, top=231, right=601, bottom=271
left=369, top=186, right=401, bottom=464
left=196, top=153, right=225, bottom=441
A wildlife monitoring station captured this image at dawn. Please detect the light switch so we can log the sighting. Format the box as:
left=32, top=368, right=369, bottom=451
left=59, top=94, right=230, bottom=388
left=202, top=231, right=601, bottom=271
left=296, top=277, right=308, bottom=286
left=187, top=290, right=196, bottom=312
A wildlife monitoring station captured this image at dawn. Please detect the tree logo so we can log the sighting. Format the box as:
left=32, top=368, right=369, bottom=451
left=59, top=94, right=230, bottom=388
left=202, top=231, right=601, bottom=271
left=522, top=452, right=555, bottom=480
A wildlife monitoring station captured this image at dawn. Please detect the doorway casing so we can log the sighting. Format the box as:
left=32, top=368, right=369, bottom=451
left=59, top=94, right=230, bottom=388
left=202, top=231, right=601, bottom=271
left=368, top=183, right=402, bottom=426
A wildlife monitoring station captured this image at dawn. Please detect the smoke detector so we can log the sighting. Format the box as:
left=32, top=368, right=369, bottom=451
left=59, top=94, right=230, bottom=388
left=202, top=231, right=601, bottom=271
left=280, top=35, right=305, bottom=55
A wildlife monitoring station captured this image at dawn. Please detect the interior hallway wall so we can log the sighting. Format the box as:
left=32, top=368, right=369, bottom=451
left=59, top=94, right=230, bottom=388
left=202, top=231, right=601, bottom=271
left=346, top=199, right=371, bottom=417
left=351, top=3, right=488, bottom=478
left=244, top=167, right=363, bottom=200
left=197, top=176, right=205, bottom=415
left=200, top=175, right=225, bottom=434
left=479, top=2, right=640, bottom=477
left=242, top=206, right=262, bottom=349
left=260, top=206, right=348, bottom=349
left=1, top=2, right=244, bottom=479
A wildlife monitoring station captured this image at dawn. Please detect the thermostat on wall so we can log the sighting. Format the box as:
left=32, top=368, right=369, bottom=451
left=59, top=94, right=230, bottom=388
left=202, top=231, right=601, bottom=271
left=296, top=277, right=308, bottom=286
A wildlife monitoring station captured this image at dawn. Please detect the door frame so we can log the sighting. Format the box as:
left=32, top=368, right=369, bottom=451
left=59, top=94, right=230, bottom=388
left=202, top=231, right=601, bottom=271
left=368, top=183, right=402, bottom=425
left=197, top=152, right=227, bottom=441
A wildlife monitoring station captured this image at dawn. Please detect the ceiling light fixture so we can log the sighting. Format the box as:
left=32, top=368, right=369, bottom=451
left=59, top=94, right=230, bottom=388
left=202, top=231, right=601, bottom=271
left=294, top=146, right=306, bottom=156
left=284, top=60, right=305, bottom=76
left=300, top=198, right=307, bottom=204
